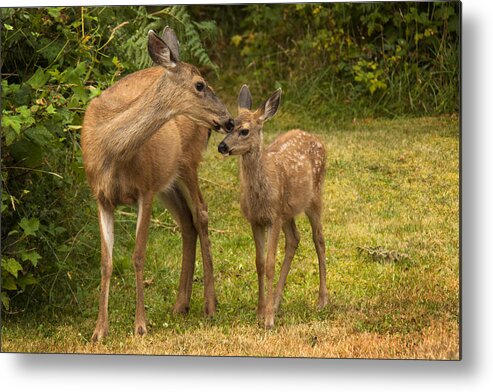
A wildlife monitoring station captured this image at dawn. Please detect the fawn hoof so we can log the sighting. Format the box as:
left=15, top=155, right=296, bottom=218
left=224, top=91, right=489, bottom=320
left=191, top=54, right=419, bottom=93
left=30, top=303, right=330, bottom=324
left=317, top=295, right=329, bottom=310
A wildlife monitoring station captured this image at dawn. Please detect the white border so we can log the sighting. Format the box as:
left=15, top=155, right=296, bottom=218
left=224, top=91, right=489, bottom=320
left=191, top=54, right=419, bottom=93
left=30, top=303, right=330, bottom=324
left=2, top=1, right=492, bottom=391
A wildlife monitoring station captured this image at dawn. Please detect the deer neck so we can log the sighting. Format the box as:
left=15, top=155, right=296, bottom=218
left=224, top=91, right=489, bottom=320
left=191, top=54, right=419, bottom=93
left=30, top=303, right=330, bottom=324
left=102, top=74, right=178, bottom=162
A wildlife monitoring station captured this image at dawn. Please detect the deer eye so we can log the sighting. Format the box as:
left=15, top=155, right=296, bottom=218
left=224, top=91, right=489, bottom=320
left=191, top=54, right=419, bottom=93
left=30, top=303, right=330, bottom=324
left=195, top=82, right=205, bottom=92
left=239, top=129, right=250, bottom=137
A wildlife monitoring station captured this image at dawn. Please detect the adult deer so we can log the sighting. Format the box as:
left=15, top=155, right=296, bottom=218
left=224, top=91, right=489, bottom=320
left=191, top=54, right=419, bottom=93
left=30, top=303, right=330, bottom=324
left=218, top=85, right=328, bottom=328
left=81, top=27, right=233, bottom=342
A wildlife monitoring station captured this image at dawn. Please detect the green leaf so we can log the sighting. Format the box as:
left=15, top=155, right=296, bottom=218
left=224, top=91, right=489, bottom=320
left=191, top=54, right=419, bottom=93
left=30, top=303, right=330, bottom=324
left=2, top=258, right=23, bottom=278
left=21, top=251, right=41, bottom=267
left=19, top=217, right=40, bottom=237
left=0, top=292, right=10, bottom=310
left=24, top=126, right=53, bottom=146
left=2, top=276, right=18, bottom=291
left=26, top=67, right=51, bottom=90
left=17, top=274, right=37, bottom=290
left=2, top=115, right=22, bottom=135
left=8, top=138, right=43, bottom=168
left=46, top=104, right=57, bottom=114
left=3, top=127, right=18, bottom=146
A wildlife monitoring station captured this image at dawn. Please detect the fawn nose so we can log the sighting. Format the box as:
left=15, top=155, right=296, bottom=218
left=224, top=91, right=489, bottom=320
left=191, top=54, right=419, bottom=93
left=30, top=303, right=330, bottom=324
left=218, top=141, right=229, bottom=155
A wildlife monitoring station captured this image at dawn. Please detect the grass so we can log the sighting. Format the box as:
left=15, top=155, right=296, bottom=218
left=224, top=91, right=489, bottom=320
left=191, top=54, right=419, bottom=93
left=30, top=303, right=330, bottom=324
left=1, top=114, right=460, bottom=359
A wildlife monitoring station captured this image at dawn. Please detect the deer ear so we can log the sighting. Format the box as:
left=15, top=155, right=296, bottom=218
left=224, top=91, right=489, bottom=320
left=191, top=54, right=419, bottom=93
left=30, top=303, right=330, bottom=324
left=148, top=30, right=176, bottom=68
left=258, top=88, right=281, bottom=122
left=161, top=26, right=180, bottom=62
left=238, top=84, right=253, bottom=111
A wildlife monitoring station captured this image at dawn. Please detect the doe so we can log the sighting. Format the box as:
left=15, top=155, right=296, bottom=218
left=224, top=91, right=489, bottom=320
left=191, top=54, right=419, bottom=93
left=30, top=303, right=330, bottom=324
left=218, top=85, right=329, bottom=328
left=81, top=28, right=233, bottom=342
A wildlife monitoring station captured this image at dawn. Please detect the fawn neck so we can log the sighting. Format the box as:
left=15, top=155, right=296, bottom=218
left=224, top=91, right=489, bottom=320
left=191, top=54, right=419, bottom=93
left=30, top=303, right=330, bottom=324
left=240, top=141, right=263, bottom=183
left=240, top=138, right=274, bottom=219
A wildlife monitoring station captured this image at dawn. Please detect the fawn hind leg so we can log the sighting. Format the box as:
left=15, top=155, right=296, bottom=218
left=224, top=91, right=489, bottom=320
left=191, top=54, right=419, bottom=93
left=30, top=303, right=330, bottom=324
left=306, top=202, right=328, bottom=309
left=273, top=219, right=300, bottom=313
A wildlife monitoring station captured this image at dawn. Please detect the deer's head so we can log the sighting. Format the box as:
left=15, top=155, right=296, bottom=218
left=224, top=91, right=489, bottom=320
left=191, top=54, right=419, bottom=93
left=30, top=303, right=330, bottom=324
left=218, top=85, right=281, bottom=156
left=148, top=28, right=234, bottom=133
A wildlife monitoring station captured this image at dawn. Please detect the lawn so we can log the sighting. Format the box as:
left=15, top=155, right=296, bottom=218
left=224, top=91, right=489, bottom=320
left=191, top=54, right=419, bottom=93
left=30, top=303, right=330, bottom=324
left=1, top=115, right=460, bottom=359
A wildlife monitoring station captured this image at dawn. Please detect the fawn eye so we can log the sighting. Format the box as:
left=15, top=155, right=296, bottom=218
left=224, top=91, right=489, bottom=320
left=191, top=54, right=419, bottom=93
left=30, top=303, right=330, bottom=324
left=239, top=129, right=250, bottom=137
left=195, top=82, right=205, bottom=92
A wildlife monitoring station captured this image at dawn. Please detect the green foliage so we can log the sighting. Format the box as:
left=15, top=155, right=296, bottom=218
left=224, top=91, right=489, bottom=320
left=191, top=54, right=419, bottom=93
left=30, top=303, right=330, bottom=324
left=200, top=2, right=460, bottom=119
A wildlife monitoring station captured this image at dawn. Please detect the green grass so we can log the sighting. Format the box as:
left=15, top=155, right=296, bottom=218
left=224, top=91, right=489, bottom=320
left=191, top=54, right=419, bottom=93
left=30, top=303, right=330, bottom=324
left=1, top=115, right=459, bottom=359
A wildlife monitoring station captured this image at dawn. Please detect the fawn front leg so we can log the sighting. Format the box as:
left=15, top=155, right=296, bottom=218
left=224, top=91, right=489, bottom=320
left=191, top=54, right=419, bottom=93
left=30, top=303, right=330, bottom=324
left=252, top=224, right=266, bottom=320
left=92, top=203, right=114, bottom=342
left=264, top=221, right=282, bottom=329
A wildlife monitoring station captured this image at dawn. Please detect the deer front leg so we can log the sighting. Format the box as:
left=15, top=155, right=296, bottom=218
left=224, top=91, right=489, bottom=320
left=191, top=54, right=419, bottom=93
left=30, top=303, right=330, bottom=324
left=133, top=192, right=153, bottom=337
left=252, top=224, right=266, bottom=320
left=264, top=221, right=282, bottom=329
left=92, top=203, right=114, bottom=343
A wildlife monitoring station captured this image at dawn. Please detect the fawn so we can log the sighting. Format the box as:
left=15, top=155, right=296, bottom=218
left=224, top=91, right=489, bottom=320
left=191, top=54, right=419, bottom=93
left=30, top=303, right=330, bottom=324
left=218, top=85, right=328, bottom=328
left=81, top=27, right=233, bottom=342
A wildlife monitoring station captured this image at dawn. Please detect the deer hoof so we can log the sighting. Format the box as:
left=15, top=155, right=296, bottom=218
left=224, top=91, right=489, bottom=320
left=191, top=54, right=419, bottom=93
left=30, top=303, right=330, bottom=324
left=264, top=315, right=275, bottom=329
left=135, top=324, right=147, bottom=337
left=91, top=325, right=108, bottom=343
left=173, top=303, right=190, bottom=315
left=204, top=301, right=216, bottom=318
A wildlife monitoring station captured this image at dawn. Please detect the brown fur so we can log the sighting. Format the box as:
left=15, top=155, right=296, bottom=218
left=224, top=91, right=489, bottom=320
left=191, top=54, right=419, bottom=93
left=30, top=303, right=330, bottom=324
left=219, top=87, right=328, bottom=328
left=82, top=29, right=231, bottom=342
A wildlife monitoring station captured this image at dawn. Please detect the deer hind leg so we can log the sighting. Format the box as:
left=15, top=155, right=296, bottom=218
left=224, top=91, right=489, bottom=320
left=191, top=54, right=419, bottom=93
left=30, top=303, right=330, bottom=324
left=133, top=192, right=153, bottom=337
left=158, top=187, right=197, bottom=315
left=92, top=202, right=114, bottom=343
left=252, top=224, right=266, bottom=320
left=273, top=219, right=300, bottom=313
left=306, top=202, right=328, bottom=309
left=264, top=220, right=282, bottom=329
left=178, top=176, right=216, bottom=317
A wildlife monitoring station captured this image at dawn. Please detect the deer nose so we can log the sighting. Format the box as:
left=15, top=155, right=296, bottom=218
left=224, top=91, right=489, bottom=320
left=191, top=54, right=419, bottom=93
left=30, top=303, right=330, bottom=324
left=218, top=141, right=229, bottom=155
left=225, top=119, right=234, bottom=132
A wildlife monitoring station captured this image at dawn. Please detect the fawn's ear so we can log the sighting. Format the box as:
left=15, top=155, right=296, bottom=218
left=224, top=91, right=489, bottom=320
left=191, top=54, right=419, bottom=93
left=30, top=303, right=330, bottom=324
left=258, top=88, right=282, bottom=122
left=161, top=26, right=180, bottom=62
left=148, top=30, right=176, bottom=68
left=238, top=84, right=253, bottom=111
